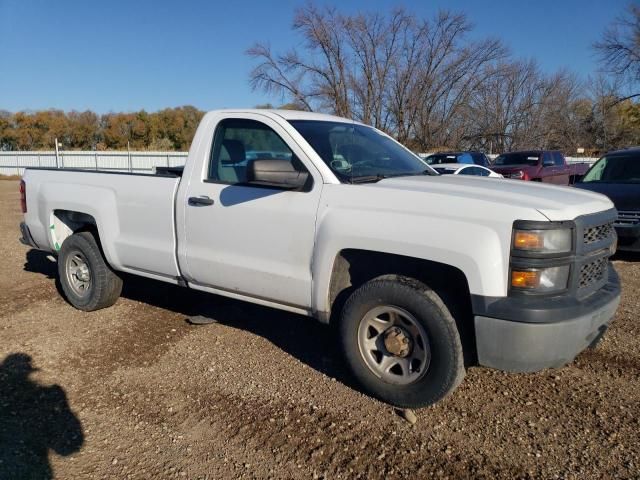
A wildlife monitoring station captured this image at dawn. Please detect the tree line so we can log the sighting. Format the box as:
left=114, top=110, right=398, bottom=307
left=3, top=4, right=640, bottom=155
left=0, top=107, right=204, bottom=151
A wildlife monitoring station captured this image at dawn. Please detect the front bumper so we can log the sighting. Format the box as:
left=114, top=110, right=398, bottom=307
left=474, top=267, right=621, bottom=372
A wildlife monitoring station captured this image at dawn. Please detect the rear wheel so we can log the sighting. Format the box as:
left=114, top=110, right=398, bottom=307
left=339, top=276, right=465, bottom=408
left=58, top=232, right=122, bottom=311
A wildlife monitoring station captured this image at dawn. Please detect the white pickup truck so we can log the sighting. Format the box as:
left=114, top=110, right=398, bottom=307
left=19, top=109, right=620, bottom=408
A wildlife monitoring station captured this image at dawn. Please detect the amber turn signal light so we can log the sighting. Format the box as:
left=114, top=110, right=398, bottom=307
left=511, top=270, right=540, bottom=289
left=513, top=231, right=543, bottom=250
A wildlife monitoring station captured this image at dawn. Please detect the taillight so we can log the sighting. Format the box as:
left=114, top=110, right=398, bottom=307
left=19, top=180, right=26, bottom=213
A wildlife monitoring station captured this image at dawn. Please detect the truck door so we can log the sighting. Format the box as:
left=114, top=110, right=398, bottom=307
left=178, top=114, right=322, bottom=309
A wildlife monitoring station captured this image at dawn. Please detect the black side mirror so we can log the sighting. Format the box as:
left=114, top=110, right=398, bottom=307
left=247, top=159, right=309, bottom=190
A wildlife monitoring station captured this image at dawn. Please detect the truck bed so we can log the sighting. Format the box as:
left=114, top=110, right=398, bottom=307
left=22, top=168, right=182, bottom=282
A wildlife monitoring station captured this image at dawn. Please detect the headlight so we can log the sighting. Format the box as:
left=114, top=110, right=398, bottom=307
left=511, top=265, right=570, bottom=293
left=508, top=171, right=524, bottom=179
left=513, top=228, right=572, bottom=254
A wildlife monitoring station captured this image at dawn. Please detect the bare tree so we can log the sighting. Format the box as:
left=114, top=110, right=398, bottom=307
left=247, top=3, right=640, bottom=154
left=247, top=4, right=507, bottom=150
left=463, top=61, right=546, bottom=151
left=594, top=3, right=640, bottom=101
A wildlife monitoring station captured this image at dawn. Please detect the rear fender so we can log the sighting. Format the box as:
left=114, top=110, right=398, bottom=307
left=38, top=182, right=120, bottom=267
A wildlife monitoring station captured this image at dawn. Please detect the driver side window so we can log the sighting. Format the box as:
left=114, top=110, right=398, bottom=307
left=208, top=119, right=301, bottom=184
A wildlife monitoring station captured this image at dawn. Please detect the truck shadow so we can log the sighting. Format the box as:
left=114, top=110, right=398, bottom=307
left=0, top=353, right=84, bottom=480
left=23, top=250, right=359, bottom=395
left=121, top=273, right=357, bottom=389
left=23, top=249, right=57, bottom=279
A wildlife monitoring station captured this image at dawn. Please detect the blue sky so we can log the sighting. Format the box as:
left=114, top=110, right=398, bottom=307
left=0, top=0, right=628, bottom=113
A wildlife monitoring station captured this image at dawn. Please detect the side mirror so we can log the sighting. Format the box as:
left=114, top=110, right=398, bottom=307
left=247, top=159, right=309, bottom=190
left=543, top=158, right=554, bottom=167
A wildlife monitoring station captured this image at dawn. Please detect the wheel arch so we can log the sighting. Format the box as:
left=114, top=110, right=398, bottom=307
left=324, top=249, right=472, bottom=318
left=323, top=249, right=476, bottom=363
left=50, top=209, right=115, bottom=267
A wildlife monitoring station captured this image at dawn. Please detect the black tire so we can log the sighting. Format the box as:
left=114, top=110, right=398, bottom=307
left=58, top=231, right=122, bottom=311
left=339, top=276, right=465, bottom=408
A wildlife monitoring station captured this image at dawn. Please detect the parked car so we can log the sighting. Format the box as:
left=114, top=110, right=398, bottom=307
left=491, top=150, right=590, bottom=184
left=424, top=151, right=491, bottom=167
left=574, top=148, right=640, bottom=252
left=432, top=163, right=502, bottom=178
left=19, top=109, right=620, bottom=408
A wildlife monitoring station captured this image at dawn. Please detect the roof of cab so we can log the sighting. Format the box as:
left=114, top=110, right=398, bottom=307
left=207, top=109, right=364, bottom=125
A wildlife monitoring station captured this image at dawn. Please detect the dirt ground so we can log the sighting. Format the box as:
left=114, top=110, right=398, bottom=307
left=0, top=179, right=638, bottom=479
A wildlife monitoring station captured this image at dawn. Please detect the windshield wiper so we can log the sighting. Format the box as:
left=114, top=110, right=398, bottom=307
left=349, top=170, right=434, bottom=183
left=349, top=174, right=387, bottom=183
left=391, top=169, right=435, bottom=177
left=348, top=170, right=433, bottom=183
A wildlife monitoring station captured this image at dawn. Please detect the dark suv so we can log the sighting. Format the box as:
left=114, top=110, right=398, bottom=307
left=575, top=148, right=640, bottom=252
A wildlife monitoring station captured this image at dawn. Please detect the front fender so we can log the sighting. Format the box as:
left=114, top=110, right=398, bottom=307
left=311, top=204, right=542, bottom=318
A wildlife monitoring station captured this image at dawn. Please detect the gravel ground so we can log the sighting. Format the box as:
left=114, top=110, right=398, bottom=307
left=0, top=179, right=639, bottom=479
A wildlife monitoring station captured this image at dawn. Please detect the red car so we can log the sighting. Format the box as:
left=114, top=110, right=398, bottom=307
left=491, top=150, right=590, bottom=185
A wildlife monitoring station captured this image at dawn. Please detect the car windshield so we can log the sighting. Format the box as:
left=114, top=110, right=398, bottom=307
left=434, top=167, right=457, bottom=175
left=288, top=120, right=435, bottom=182
left=493, top=153, right=540, bottom=166
left=582, top=154, right=640, bottom=183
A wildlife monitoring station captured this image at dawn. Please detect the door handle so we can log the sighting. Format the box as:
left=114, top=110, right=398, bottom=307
left=188, top=195, right=214, bottom=206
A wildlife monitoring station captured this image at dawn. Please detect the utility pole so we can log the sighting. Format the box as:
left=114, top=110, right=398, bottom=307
left=127, top=141, right=132, bottom=172
left=54, top=138, right=60, bottom=168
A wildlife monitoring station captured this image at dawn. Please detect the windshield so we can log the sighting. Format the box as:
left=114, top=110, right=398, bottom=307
left=582, top=154, right=640, bottom=183
left=433, top=167, right=457, bottom=175
left=288, top=120, right=434, bottom=182
left=493, top=152, right=540, bottom=166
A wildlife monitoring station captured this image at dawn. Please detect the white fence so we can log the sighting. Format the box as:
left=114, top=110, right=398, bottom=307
left=0, top=151, right=188, bottom=176
left=0, top=150, right=598, bottom=177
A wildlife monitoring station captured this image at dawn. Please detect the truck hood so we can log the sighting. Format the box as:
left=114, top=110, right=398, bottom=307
left=368, top=175, right=614, bottom=221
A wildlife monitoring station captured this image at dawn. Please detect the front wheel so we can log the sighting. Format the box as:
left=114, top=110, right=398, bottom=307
left=58, top=231, right=122, bottom=311
left=339, top=276, right=465, bottom=408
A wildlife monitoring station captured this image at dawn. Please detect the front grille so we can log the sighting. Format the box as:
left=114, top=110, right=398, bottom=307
left=616, top=211, right=640, bottom=226
left=579, top=257, right=608, bottom=289
left=583, top=222, right=614, bottom=245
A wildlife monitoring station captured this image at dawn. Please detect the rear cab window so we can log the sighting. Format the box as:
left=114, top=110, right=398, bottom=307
left=494, top=152, right=540, bottom=166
